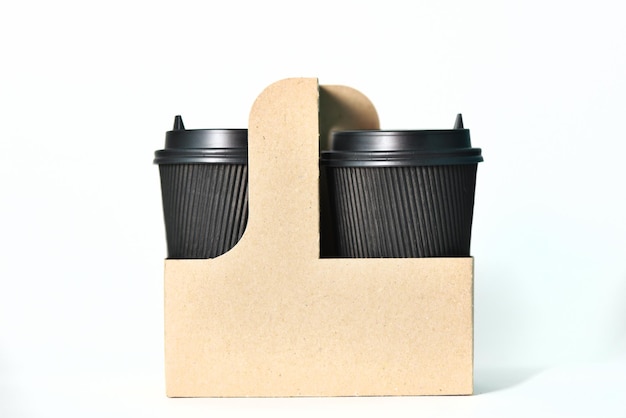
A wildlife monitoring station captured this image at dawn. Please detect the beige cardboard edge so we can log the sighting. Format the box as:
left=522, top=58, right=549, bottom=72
left=164, top=78, right=474, bottom=397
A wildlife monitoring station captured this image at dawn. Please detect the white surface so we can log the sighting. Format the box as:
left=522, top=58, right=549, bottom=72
left=3, top=360, right=626, bottom=417
left=1, top=0, right=626, bottom=416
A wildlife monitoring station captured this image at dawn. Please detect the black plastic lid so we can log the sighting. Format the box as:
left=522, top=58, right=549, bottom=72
left=321, top=114, right=483, bottom=167
left=153, top=116, right=248, bottom=165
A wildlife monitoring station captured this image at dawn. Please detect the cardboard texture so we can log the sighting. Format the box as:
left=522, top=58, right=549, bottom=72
left=164, top=78, right=474, bottom=397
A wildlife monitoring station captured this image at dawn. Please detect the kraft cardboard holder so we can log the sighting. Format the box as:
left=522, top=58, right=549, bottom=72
left=164, top=78, right=474, bottom=397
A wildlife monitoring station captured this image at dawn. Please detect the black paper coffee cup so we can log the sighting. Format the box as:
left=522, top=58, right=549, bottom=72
left=154, top=116, right=248, bottom=259
left=320, top=114, right=482, bottom=258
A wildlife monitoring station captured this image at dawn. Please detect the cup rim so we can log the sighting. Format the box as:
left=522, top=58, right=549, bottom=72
left=154, top=128, right=248, bottom=165
left=321, top=129, right=483, bottom=167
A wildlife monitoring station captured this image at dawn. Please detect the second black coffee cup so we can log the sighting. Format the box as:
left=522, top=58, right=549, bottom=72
left=154, top=116, right=248, bottom=259
left=321, top=114, right=483, bottom=258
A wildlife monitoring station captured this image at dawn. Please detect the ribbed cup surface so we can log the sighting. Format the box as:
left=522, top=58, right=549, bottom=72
left=159, top=164, right=248, bottom=259
left=326, top=164, right=477, bottom=258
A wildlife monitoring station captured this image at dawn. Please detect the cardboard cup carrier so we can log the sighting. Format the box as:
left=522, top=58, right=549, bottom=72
left=155, top=78, right=479, bottom=397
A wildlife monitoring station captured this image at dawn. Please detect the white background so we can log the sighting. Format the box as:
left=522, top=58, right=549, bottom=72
left=2, top=0, right=626, bottom=416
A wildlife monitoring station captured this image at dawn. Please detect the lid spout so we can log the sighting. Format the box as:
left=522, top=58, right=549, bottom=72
left=173, top=115, right=185, bottom=130
left=453, top=114, right=464, bottom=129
